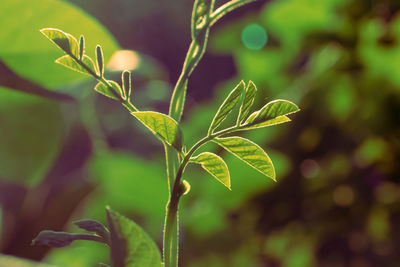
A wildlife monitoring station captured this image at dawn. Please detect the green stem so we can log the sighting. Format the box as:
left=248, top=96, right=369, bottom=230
left=163, top=125, right=238, bottom=267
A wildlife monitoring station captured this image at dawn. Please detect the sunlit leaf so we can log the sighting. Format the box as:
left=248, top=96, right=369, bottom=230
left=96, top=45, right=104, bottom=77
left=131, top=111, right=183, bottom=151
left=94, top=80, right=124, bottom=100
left=244, top=99, right=299, bottom=126
left=208, top=80, right=245, bottom=135
left=240, top=115, right=291, bottom=130
left=55, top=55, right=97, bottom=76
left=122, top=70, right=132, bottom=101
left=238, top=80, right=257, bottom=123
left=106, top=207, right=161, bottom=267
left=40, top=28, right=79, bottom=57
left=213, top=136, right=275, bottom=181
left=191, top=152, right=231, bottom=189
left=191, top=0, right=215, bottom=39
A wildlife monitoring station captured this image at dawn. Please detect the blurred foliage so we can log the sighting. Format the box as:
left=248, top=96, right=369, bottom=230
left=0, top=0, right=399, bottom=266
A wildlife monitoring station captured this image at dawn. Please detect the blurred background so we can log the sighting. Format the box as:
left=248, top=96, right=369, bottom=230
left=0, top=0, right=399, bottom=266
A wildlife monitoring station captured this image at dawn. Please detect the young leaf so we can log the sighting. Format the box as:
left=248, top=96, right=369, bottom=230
left=40, top=28, right=79, bottom=57
left=208, top=80, right=245, bottom=135
left=131, top=111, right=183, bottom=151
left=237, top=80, right=257, bottom=123
left=245, top=99, right=299, bottom=126
left=55, top=55, right=96, bottom=76
left=180, top=180, right=191, bottom=195
left=106, top=207, right=161, bottom=267
left=74, top=219, right=110, bottom=244
left=191, top=152, right=231, bottom=189
left=79, top=35, right=85, bottom=60
left=32, top=230, right=106, bottom=248
left=191, top=0, right=215, bottom=39
left=122, top=70, right=132, bottom=101
left=94, top=80, right=124, bottom=100
left=96, top=45, right=104, bottom=77
left=213, top=136, right=275, bottom=181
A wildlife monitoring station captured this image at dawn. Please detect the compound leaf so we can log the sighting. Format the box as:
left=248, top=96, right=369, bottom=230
left=55, top=55, right=96, bottom=76
left=191, top=152, right=231, bottom=189
left=131, top=111, right=183, bottom=151
left=208, top=80, right=245, bottom=135
left=106, top=207, right=161, bottom=267
left=213, top=136, right=275, bottom=181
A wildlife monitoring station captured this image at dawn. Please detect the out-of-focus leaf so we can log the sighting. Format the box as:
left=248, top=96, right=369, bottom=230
left=131, top=111, right=183, bottom=151
left=0, top=254, right=56, bottom=267
left=106, top=207, right=161, bottom=267
left=238, top=80, right=257, bottom=123
left=32, top=230, right=106, bottom=247
left=213, top=136, right=275, bottom=181
left=40, top=28, right=79, bottom=57
left=0, top=0, right=119, bottom=89
left=88, top=152, right=167, bottom=220
left=74, top=219, right=110, bottom=243
left=55, top=55, right=97, bottom=76
left=208, top=80, right=245, bottom=135
left=0, top=87, right=63, bottom=185
left=191, top=152, right=231, bottom=189
left=94, top=80, right=124, bottom=100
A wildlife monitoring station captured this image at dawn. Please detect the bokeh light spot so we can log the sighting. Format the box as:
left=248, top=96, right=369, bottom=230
left=333, top=185, right=355, bottom=207
left=241, top=23, right=268, bottom=50
left=107, top=50, right=140, bottom=71
left=300, top=159, right=319, bottom=178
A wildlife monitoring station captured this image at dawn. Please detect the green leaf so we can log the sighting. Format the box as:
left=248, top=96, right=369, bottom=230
left=106, top=207, right=161, bottom=267
left=94, top=80, right=124, bottom=100
left=208, top=80, right=245, bottom=135
left=96, top=45, right=104, bottom=77
left=210, top=0, right=257, bottom=26
left=0, top=0, right=119, bottom=90
left=244, top=99, right=299, bottom=126
left=240, top=115, right=291, bottom=130
left=191, top=0, right=215, bottom=39
left=32, top=230, right=106, bottom=248
left=238, top=80, right=257, bottom=123
left=122, top=70, right=132, bottom=101
left=0, top=87, right=63, bottom=185
left=131, top=111, right=183, bottom=151
left=40, top=28, right=79, bottom=57
left=73, top=219, right=110, bottom=244
left=213, top=136, right=275, bottom=181
left=191, top=152, right=231, bottom=189
left=55, top=55, right=96, bottom=76
left=0, top=254, right=55, bottom=267
left=79, top=35, right=84, bottom=60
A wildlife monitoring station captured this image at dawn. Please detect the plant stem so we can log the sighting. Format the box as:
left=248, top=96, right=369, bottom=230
left=163, top=125, right=238, bottom=267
